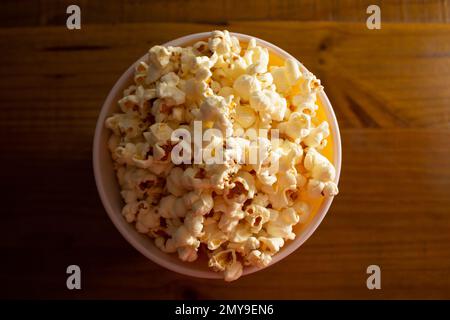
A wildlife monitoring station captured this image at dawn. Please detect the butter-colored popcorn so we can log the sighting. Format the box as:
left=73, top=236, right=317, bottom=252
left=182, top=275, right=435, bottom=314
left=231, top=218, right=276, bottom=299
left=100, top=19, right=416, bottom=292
left=106, top=30, right=339, bottom=282
left=265, top=169, right=298, bottom=210
left=118, top=85, right=156, bottom=115
left=224, top=171, right=256, bottom=204
left=156, top=72, right=186, bottom=106
left=228, top=236, right=259, bottom=255
left=244, top=204, right=271, bottom=233
left=256, top=72, right=273, bottom=89
left=144, top=123, right=173, bottom=145
left=166, top=167, right=186, bottom=196
left=303, top=121, right=329, bottom=148
left=192, top=192, right=214, bottom=216
left=265, top=212, right=296, bottom=240
left=216, top=198, right=245, bottom=233
left=229, top=223, right=253, bottom=243
left=146, top=45, right=174, bottom=84
left=291, top=71, right=322, bottom=115
left=178, top=246, right=198, bottom=262
left=121, top=168, right=162, bottom=199
left=233, top=74, right=261, bottom=101
left=304, top=147, right=336, bottom=182
left=155, top=237, right=177, bottom=253
left=149, top=45, right=171, bottom=69
left=134, top=62, right=148, bottom=85
left=208, top=30, right=240, bottom=56
left=158, top=195, right=181, bottom=218
left=249, top=89, right=287, bottom=122
left=306, top=179, right=323, bottom=198
left=245, top=249, right=272, bottom=267
left=173, top=225, right=200, bottom=248
left=184, top=212, right=204, bottom=237
left=136, top=206, right=160, bottom=234
left=245, top=38, right=269, bottom=74
left=202, top=218, right=228, bottom=250
left=270, top=58, right=301, bottom=93
left=323, top=181, right=339, bottom=197
left=292, top=200, right=311, bottom=224
left=259, top=236, right=285, bottom=254
left=208, top=248, right=242, bottom=282
left=234, top=104, right=257, bottom=129
left=122, top=200, right=150, bottom=223
left=105, top=113, right=143, bottom=139
left=113, top=143, right=138, bottom=165
left=278, top=112, right=311, bottom=143
left=181, top=167, right=210, bottom=190
left=197, top=95, right=233, bottom=135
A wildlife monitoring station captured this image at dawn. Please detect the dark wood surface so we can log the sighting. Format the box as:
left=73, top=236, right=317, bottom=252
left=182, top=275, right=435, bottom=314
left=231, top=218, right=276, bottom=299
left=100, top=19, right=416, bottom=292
left=1, top=1, right=449, bottom=299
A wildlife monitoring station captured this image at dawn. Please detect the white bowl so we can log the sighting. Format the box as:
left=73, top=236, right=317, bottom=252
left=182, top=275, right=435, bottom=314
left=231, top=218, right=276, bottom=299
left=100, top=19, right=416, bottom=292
left=93, top=32, right=342, bottom=279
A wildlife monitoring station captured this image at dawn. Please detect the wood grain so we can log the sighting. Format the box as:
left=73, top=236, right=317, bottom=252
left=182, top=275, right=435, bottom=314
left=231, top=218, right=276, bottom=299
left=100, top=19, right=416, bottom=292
left=1, top=0, right=450, bottom=27
left=0, top=20, right=449, bottom=299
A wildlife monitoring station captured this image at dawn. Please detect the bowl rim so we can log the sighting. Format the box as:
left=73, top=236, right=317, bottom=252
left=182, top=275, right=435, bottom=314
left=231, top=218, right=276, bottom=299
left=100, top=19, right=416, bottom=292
left=93, top=31, right=342, bottom=279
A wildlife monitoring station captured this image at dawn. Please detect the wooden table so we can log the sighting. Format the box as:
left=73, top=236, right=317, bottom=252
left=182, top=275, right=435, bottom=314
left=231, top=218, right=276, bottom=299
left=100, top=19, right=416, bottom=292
left=1, top=1, right=449, bottom=299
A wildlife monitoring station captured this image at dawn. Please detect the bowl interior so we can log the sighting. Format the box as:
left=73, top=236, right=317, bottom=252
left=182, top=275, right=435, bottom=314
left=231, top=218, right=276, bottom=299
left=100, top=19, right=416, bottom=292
left=93, top=32, right=342, bottom=279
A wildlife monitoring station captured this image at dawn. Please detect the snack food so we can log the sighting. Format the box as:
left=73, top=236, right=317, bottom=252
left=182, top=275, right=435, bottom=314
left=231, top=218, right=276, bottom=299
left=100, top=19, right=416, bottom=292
left=105, top=30, right=338, bottom=281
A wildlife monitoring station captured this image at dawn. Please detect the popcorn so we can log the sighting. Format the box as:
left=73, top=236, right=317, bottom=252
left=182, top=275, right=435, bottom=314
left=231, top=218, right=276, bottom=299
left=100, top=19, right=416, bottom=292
left=149, top=45, right=171, bottom=68
left=197, top=95, right=233, bottom=135
left=208, top=248, right=242, bottom=281
left=304, top=147, right=336, bottom=182
left=122, top=200, right=149, bottom=223
left=144, top=123, right=173, bottom=145
left=265, top=210, right=296, bottom=240
left=173, top=225, right=200, bottom=248
left=105, top=30, right=339, bottom=282
left=291, top=71, right=322, bottom=115
left=224, top=171, right=256, bottom=204
left=233, top=74, right=261, bottom=101
left=191, top=192, right=214, bottom=216
left=159, top=195, right=182, bottom=218
left=245, top=249, right=272, bottom=267
left=202, top=218, right=228, bottom=250
left=278, top=112, right=311, bottom=143
left=136, top=206, right=160, bottom=233
left=208, top=30, right=240, bottom=56
left=259, top=236, right=285, bottom=254
left=105, top=113, right=142, bottom=139
left=323, top=181, right=339, bottom=197
left=118, top=85, right=155, bottom=115
left=229, top=223, right=253, bottom=243
left=244, top=204, right=271, bottom=233
left=234, top=104, right=257, bottom=129
left=303, top=121, right=329, bottom=148
left=156, top=72, right=186, bottom=106
left=249, top=89, right=287, bottom=122
left=178, top=246, right=198, bottom=262
left=155, top=237, right=177, bottom=253
left=270, top=58, right=301, bottom=93
left=166, top=167, right=187, bottom=196
left=146, top=45, right=174, bottom=84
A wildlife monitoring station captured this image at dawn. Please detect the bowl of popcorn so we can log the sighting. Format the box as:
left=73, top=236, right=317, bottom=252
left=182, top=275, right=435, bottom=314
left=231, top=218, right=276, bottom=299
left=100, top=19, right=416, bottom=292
left=93, top=30, right=341, bottom=281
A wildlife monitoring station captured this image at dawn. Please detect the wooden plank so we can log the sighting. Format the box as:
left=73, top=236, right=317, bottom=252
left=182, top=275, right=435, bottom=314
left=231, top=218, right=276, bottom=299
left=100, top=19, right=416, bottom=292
left=0, top=0, right=449, bottom=27
left=0, top=21, right=449, bottom=299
